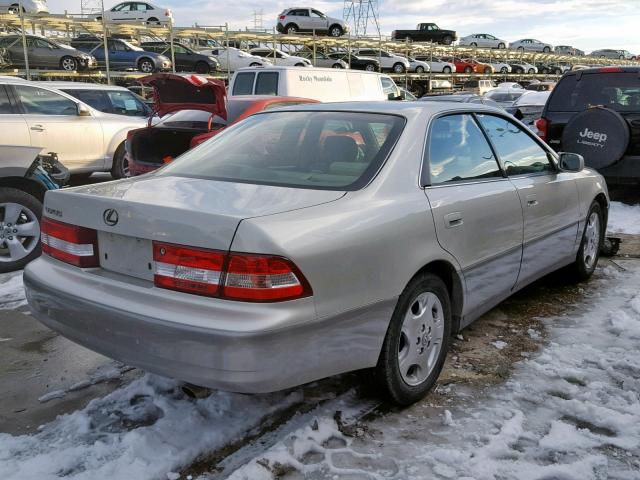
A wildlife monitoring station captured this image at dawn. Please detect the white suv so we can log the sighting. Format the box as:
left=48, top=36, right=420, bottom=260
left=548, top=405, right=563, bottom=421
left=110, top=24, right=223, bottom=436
left=199, top=47, right=271, bottom=71
left=276, top=7, right=348, bottom=37
left=249, top=48, right=312, bottom=67
left=96, top=1, right=173, bottom=24
left=354, top=49, right=411, bottom=73
left=0, top=79, right=145, bottom=178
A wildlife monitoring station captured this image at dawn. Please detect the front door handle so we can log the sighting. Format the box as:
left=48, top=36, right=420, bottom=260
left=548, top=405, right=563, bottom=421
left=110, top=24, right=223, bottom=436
left=526, top=194, right=538, bottom=207
left=444, top=212, right=463, bottom=228
left=30, top=125, right=45, bottom=132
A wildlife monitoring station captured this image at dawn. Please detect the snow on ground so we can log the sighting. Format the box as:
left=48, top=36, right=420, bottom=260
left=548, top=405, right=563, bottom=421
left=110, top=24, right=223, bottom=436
left=229, top=262, right=640, bottom=479
left=0, top=271, right=26, bottom=310
left=608, top=201, right=640, bottom=235
left=0, top=374, right=302, bottom=480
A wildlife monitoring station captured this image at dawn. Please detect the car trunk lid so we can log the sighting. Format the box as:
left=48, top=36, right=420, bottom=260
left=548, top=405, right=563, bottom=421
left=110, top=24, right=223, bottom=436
left=139, top=73, right=227, bottom=119
left=43, top=176, right=344, bottom=280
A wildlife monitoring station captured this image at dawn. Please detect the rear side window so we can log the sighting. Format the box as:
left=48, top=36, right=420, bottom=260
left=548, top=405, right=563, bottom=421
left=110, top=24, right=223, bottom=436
left=426, top=114, right=502, bottom=185
left=14, top=85, right=78, bottom=115
left=477, top=114, right=553, bottom=175
left=0, top=86, right=14, bottom=114
left=232, top=72, right=255, bottom=95
left=255, top=72, right=278, bottom=95
left=160, top=111, right=405, bottom=191
left=549, top=73, right=640, bottom=112
left=63, top=89, right=110, bottom=112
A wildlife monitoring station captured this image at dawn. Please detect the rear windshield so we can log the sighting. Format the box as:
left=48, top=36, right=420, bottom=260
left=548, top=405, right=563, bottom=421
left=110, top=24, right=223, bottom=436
left=486, top=91, right=525, bottom=103
left=548, top=72, right=640, bottom=112
left=159, top=111, right=405, bottom=190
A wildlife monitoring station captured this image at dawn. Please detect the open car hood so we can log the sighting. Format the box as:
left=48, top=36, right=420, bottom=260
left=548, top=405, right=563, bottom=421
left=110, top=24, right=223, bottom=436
left=139, top=73, right=227, bottom=119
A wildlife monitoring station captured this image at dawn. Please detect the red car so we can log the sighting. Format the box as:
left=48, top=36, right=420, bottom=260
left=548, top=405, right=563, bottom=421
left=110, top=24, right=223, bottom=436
left=126, top=74, right=317, bottom=176
left=445, top=57, right=492, bottom=74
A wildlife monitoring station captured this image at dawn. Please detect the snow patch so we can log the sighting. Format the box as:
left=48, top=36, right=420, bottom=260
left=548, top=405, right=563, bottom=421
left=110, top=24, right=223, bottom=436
left=0, top=271, right=27, bottom=310
left=491, top=340, right=508, bottom=350
left=608, top=201, right=640, bottom=235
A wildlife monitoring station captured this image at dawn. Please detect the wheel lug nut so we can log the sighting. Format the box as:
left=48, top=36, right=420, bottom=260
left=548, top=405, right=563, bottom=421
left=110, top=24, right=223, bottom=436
left=12, top=229, right=17, bottom=233
left=8, top=236, right=13, bottom=240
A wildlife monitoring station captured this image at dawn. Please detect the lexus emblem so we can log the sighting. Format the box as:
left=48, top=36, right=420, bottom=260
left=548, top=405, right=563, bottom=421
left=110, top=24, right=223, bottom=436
left=103, top=208, right=119, bottom=226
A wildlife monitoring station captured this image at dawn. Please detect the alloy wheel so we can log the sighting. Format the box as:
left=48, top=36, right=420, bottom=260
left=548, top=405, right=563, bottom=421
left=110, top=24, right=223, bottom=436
left=582, top=211, right=600, bottom=269
left=397, top=292, right=445, bottom=386
left=0, top=203, right=39, bottom=264
left=61, top=57, right=77, bottom=71
left=139, top=60, right=154, bottom=73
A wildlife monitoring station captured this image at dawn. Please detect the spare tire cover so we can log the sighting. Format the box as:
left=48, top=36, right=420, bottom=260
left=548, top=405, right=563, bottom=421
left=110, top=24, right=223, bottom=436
left=561, top=107, right=629, bottom=169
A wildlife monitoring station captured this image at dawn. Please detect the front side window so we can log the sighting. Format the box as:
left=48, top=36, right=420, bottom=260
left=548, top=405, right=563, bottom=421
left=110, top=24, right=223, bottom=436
left=112, top=2, right=130, bottom=11
left=426, top=114, right=502, bottom=185
left=381, top=77, right=397, bottom=96
left=15, top=86, right=78, bottom=116
left=311, top=10, right=325, bottom=18
left=477, top=114, right=553, bottom=176
left=232, top=72, right=255, bottom=95
left=106, top=90, right=148, bottom=116
left=0, top=86, right=14, bottom=114
left=160, top=111, right=405, bottom=191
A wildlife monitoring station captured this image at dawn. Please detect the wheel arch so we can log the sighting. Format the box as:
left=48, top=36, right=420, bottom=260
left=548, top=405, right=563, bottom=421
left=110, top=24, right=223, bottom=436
left=594, top=192, right=609, bottom=227
left=0, top=177, right=47, bottom=203
left=411, top=259, right=464, bottom=333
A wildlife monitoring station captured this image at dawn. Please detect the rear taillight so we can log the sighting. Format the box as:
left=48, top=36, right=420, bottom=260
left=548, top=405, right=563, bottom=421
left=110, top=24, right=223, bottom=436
left=223, top=253, right=310, bottom=301
left=599, top=67, right=622, bottom=73
left=152, top=242, right=311, bottom=302
left=165, top=9, right=172, bottom=16
left=41, top=218, right=99, bottom=268
left=535, top=117, right=548, bottom=140
left=153, top=242, right=224, bottom=297
left=279, top=15, right=285, bottom=20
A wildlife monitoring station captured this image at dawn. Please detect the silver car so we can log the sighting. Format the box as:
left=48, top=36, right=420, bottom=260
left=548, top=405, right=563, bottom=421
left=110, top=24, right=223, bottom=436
left=296, top=51, right=348, bottom=69
left=277, top=7, right=348, bottom=37
left=590, top=49, right=634, bottom=60
left=510, top=38, right=553, bottom=53
left=25, top=102, right=608, bottom=405
left=458, top=33, right=507, bottom=49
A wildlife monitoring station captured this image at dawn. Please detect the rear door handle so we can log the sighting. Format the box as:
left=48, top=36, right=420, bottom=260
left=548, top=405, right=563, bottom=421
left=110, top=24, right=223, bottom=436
left=444, top=212, right=463, bottom=228
left=526, top=194, right=538, bottom=207
left=30, top=125, right=45, bottom=132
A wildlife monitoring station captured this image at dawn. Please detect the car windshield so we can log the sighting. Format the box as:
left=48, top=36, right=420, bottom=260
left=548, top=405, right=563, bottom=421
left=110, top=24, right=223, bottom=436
left=160, top=111, right=405, bottom=190
left=121, top=40, right=143, bottom=52
left=549, top=72, right=640, bottom=112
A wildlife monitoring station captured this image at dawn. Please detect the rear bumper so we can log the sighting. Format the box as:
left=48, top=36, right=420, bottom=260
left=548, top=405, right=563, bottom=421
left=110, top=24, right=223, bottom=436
left=24, top=256, right=394, bottom=393
left=600, top=155, right=640, bottom=184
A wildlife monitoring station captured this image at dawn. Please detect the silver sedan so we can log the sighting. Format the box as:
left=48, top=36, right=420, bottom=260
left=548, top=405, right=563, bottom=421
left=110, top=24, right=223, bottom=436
left=25, top=102, right=608, bottom=405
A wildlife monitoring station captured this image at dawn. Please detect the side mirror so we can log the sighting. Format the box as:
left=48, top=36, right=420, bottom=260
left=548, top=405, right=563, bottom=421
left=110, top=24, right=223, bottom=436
left=558, top=152, right=584, bottom=172
left=388, top=92, right=402, bottom=101
left=77, top=103, right=92, bottom=116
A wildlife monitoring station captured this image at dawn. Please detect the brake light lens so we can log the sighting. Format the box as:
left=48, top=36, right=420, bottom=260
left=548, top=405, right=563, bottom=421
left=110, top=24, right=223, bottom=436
left=223, top=253, right=310, bottom=301
left=153, top=242, right=224, bottom=297
left=599, top=67, right=622, bottom=73
left=152, top=242, right=312, bottom=302
left=535, top=117, right=548, bottom=140
left=279, top=15, right=285, bottom=20
left=41, top=218, right=99, bottom=268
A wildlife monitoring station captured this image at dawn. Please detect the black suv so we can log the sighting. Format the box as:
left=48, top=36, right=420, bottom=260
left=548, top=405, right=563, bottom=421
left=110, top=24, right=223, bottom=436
left=539, top=67, right=640, bottom=184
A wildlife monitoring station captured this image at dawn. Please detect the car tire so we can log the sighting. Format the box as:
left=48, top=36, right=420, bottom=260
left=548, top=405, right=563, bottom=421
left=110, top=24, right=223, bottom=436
left=442, top=66, right=452, bottom=74
left=364, top=63, right=376, bottom=72
left=442, top=36, right=453, bottom=45
left=194, top=61, right=210, bottom=74
left=249, top=62, right=261, bottom=67
left=375, top=273, right=452, bottom=406
left=415, top=66, right=425, bottom=73
left=470, top=42, right=477, bottom=48
left=543, top=46, right=551, bottom=53
left=540, top=67, right=549, bottom=74
left=110, top=143, right=129, bottom=179
left=0, top=187, right=42, bottom=273
left=464, top=66, right=472, bottom=73
left=498, top=43, right=506, bottom=49
left=554, top=68, right=562, bottom=75
left=284, top=24, right=298, bottom=34
left=138, top=58, right=155, bottom=73
left=517, top=47, right=524, bottom=52
left=332, top=63, right=344, bottom=69
left=500, top=66, right=508, bottom=73
left=568, top=201, right=604, bottom=281
left=528, top=68, right=536, bottom=74
left=619, top=55, right=625, bottom=60
left=393, top=63, right=406, bottom=73
left=146, top=17, right=160, bottom=25
left=8, top=4, right=23, bottom=13
left=60, top=56, right=78, bottom=71
left=329, top=25, right=343, bottom=37
left=484, top=67, right=492, bottom=74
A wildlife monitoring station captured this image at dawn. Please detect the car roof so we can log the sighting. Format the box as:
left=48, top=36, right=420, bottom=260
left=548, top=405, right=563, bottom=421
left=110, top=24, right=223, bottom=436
left=563, top=66, right=640, bottom=75
left=34, top=81, right=130, bottom=91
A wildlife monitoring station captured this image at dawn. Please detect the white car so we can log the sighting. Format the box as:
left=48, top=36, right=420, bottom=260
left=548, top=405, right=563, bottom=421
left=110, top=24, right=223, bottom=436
left=510, top=38, right=553, bottom=53
left=199, top=47, right=271, bottom=71
left=0, top=0, right=48, bottom=14
left=414, top=56, right=456, bottom=74
left=354, top=49, right=411, bottom=73
left=405, top=57, right=430, bottom=73
left=495, top=82, right=524, bottom=90
left=481, top=61, right=512, bottom=74
left=97, top=1, right=173, bottom=24
left=249, top=48, right=312, bottom=67
left=509, top=61, right=538, bottom=74
left=0, top=78, right=145, bottom=178
left=458, top=33, right=507, bottom=49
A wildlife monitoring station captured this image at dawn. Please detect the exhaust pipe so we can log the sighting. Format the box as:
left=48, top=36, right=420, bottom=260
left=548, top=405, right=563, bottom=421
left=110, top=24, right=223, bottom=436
left=181, top=383, right=212, bottom=399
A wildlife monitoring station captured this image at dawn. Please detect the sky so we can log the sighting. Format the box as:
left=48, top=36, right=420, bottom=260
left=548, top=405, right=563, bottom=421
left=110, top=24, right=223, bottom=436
left=55, top=0, right=640, bottom=53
